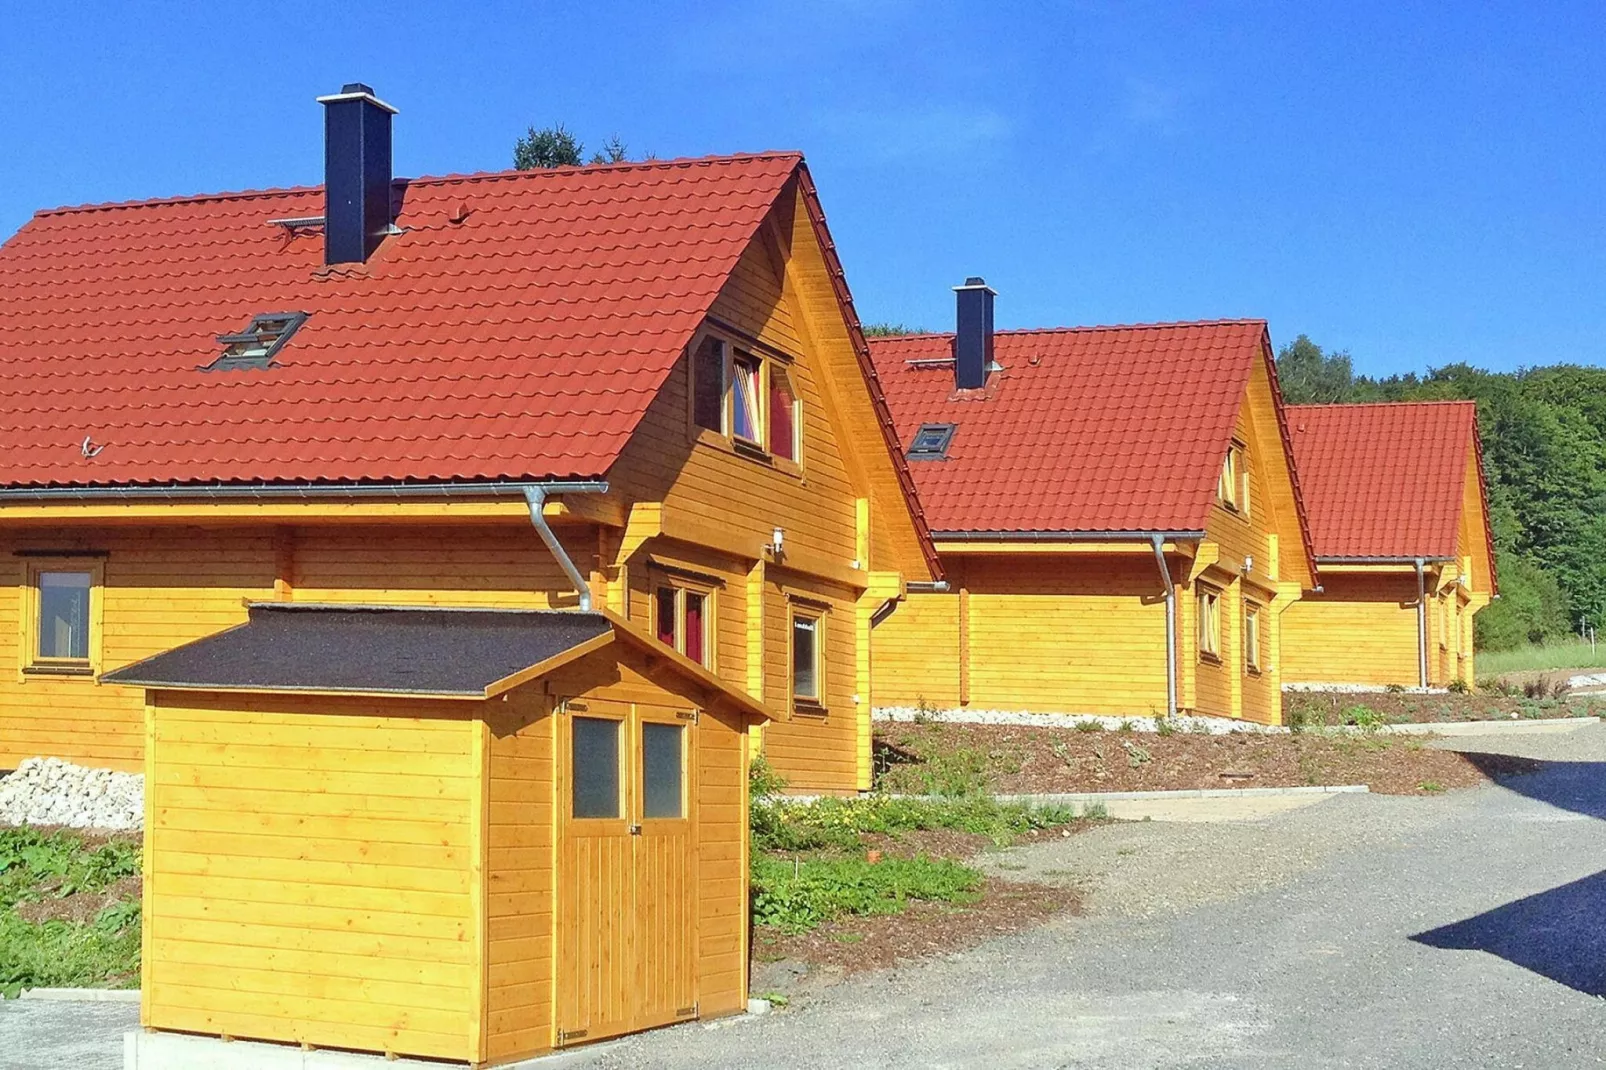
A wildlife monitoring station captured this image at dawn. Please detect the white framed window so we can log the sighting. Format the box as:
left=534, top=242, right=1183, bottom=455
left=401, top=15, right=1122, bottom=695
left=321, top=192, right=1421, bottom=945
left=1219, top=442, right=1249, bottom=516
left=1197, top=585, right=1222, bottom=661
left=731, top=352, right=762, bottom=445
left=1245, top=602, right=1262, bottom=673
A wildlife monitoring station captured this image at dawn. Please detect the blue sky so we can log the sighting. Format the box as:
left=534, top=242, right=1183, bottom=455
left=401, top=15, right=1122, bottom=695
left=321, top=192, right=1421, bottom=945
left=2, top=1, right=1601, bottom=376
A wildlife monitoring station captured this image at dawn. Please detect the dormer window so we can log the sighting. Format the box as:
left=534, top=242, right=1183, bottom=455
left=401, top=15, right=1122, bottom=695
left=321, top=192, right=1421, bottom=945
left=906, top=423, right=956, bottom=461
left=207, top=312, right=308, bottom=371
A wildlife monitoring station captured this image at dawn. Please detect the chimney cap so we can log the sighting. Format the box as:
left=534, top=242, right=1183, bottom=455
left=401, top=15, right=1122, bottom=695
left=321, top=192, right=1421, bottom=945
left=316, top=83, right=398, bottom=114
left=952, top=276, right=997, bottom=294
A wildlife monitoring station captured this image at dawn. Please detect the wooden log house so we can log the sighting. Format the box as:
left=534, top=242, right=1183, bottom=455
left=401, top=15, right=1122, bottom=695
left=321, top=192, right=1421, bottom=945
left=1281, top=401, right=1497, bottom=688
left=0, top=86, right=940, bottom=796
left=867, top=284, right=1320, bottom=725
left=0, top=84, right=941, bottom=1062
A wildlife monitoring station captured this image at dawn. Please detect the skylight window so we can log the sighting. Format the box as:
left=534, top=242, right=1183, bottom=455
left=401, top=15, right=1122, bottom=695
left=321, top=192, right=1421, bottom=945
left=906, top=422, right=956, bottom=461
left=207, top=312, right=308, bottom=371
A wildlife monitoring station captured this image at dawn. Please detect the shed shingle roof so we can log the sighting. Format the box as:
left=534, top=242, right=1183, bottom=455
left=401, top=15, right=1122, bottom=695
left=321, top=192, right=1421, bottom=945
left=0, top=153, right=802, bottom=489
left=99, top=604, right=615, bottom=697
left=1286, top=401, right=1487, bottom=561
left=867, top=321, right=1302, bottom=536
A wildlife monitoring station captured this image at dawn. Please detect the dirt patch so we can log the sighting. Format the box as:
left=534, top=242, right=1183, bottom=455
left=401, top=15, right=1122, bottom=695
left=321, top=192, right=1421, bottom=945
left=12, top=875, right=140, bottom=925
left=754, top=877, right=1082, bottom=978
left=876, top=722, right=1546, bottom=796
left=1284, top=689, right=1604, bottom=726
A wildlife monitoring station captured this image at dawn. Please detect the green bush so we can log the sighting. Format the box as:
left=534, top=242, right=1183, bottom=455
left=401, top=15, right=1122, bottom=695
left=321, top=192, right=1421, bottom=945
left=1340, top=704, right=1386, bottom=730
left=751, top=854, right=981, bottom=933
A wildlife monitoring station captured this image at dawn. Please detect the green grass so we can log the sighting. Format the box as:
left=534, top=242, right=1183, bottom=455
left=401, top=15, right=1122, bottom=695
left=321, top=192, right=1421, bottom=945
left=0, top=827, right=141, bottom=998
left=1479, top=638, right=1606, bottom=676
left=750, top=854, right=982, bottom=933
left=751, top=792, right=1080, bottom=854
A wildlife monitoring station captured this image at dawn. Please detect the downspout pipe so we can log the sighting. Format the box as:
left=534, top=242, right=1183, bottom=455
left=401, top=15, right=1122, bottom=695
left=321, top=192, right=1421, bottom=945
left=1151, top=535, right=1178, bottom=718
left=1415, top=557, right=1429, bottom=688
left=521, top=483, right=610, bottom=612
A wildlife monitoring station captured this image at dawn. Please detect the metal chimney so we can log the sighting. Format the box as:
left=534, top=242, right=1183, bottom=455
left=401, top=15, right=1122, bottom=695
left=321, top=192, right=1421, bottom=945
left=953, top=277, right=996, bottom=390
left=316, top=83, right=396, bottom=265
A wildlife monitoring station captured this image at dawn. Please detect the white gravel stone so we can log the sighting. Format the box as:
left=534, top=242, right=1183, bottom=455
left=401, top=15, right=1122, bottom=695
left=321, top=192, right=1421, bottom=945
left=0, top=757, right=143, bottom=831
left=872, top=706, right=1289, bottom=735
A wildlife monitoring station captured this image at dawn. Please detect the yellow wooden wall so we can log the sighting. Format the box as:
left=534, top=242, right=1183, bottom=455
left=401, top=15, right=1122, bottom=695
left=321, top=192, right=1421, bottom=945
left=871, top=555, right=1169, bottom=716
left=754, top=571, right=861, bottom=789
left=0, top=528, right=277, bottom=770
left=482, top=688, right=554, bottom=1065
left=0, top=523, right=577, bottom=772
left=603, top=199, right=917, bottom=792
left=143, top=692, right=482, bottom=1063
left=1282, top=572, right=1422, bottom=686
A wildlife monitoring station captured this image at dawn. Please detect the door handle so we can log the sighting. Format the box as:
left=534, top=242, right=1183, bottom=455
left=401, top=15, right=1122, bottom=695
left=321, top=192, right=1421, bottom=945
left=628, top=824, right=642, bottom=835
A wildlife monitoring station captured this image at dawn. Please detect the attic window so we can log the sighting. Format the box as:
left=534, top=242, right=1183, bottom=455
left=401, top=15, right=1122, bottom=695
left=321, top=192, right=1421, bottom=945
left=906, top=423, right=956, bottom=461
left=207, top=312, right=308, bottom=371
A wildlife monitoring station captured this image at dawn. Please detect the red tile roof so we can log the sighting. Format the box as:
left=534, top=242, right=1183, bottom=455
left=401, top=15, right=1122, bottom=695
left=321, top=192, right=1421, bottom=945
left=1286, top=401, right=1493, bottom=565
left=868, top=321, right=1311, bottom=542
left=0, top=153, right=804, bottom=488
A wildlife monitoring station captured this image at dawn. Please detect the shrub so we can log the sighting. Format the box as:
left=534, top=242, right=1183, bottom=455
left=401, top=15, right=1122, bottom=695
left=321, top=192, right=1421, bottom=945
left=1340, top=704, right=1386, bottom=730
left=1153, top=716, right=1176, bottom=737
left=1447, top=678, right=1471, bottom=694
left=750, top=854, right=981, bottom=933
left=0, top=829, right=139, bottom=909
left=1074, top=720, right=1103, bottom=733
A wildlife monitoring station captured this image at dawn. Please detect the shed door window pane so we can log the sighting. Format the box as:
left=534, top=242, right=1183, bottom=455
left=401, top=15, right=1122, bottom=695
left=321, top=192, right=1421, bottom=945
left=693, top=337, right=724, bottom=432
left=655, top=587, right=677, bottom=647
left=37, top=571, right=91, bottom=660
left=792, top=615, right=820, bottom=702
left=641, top=722, right=685, bottom=819
left=769, top=369, right=797, bottom=461
left=683, top=592, right=705, bottom=666
left=571, top=716, right=621, bottom=819
left=732, top=354, right=761, bottom=443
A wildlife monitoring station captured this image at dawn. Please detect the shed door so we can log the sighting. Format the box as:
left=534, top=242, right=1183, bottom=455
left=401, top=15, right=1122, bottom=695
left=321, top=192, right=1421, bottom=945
left=556, top=699, right=697, bottom=1046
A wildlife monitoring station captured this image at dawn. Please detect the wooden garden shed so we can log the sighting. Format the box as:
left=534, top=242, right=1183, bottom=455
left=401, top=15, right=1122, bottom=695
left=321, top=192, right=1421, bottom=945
left=105, top=603, right=773, bottom=1066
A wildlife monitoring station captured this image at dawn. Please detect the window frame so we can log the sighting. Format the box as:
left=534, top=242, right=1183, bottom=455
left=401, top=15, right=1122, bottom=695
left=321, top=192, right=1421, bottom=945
left=651, top=579, right=716, bottom=670
left=1218, top=441, right=1249, bottom=517
left=1244, top=601, right=1263, bottom=674
left=788, top=603, right=826, bottom=713
left=906, top=422, right=957, bottom=461
left=1197, top=584, right=1222, bottom=662
left=21, top=559, right=103, bottom=677
left=684, top=326, right=804, bottom=476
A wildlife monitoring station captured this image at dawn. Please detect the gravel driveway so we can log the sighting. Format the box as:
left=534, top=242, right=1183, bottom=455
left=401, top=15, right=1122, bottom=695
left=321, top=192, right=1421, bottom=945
left=6, top=724, right=1604, bottom=1068
left=578, top=724, right=1606, bottom=1068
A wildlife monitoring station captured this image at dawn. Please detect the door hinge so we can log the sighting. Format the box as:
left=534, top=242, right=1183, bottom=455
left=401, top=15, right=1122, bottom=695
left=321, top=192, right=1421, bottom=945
left=556, top=1028, right=588, bottom=1046
left=675, top=1002, right=698, bottom=1018
left=677, top=709, right=699, bottom=723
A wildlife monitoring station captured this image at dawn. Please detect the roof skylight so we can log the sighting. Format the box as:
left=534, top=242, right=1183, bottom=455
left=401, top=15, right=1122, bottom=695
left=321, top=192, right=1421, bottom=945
left=207, top=312, right=308, bottom=371
left=906, top=422, right=956, bottom=461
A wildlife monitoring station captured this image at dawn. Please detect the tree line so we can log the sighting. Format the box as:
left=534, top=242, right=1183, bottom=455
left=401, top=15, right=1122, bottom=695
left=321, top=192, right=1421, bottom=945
left=1277, top=336, right=1606, bottom=651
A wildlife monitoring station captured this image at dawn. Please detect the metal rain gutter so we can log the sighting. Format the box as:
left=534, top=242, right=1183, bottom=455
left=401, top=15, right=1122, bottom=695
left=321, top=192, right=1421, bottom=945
left=1151, top=534, right=1178, bottom=718
left=1415, top=557, right=1429, bottom=688
left=0, top=480, right=590, bottom=502
left=521, top=483, right=610, bottom=613
left=934, top=530, right=1205, bottom=542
